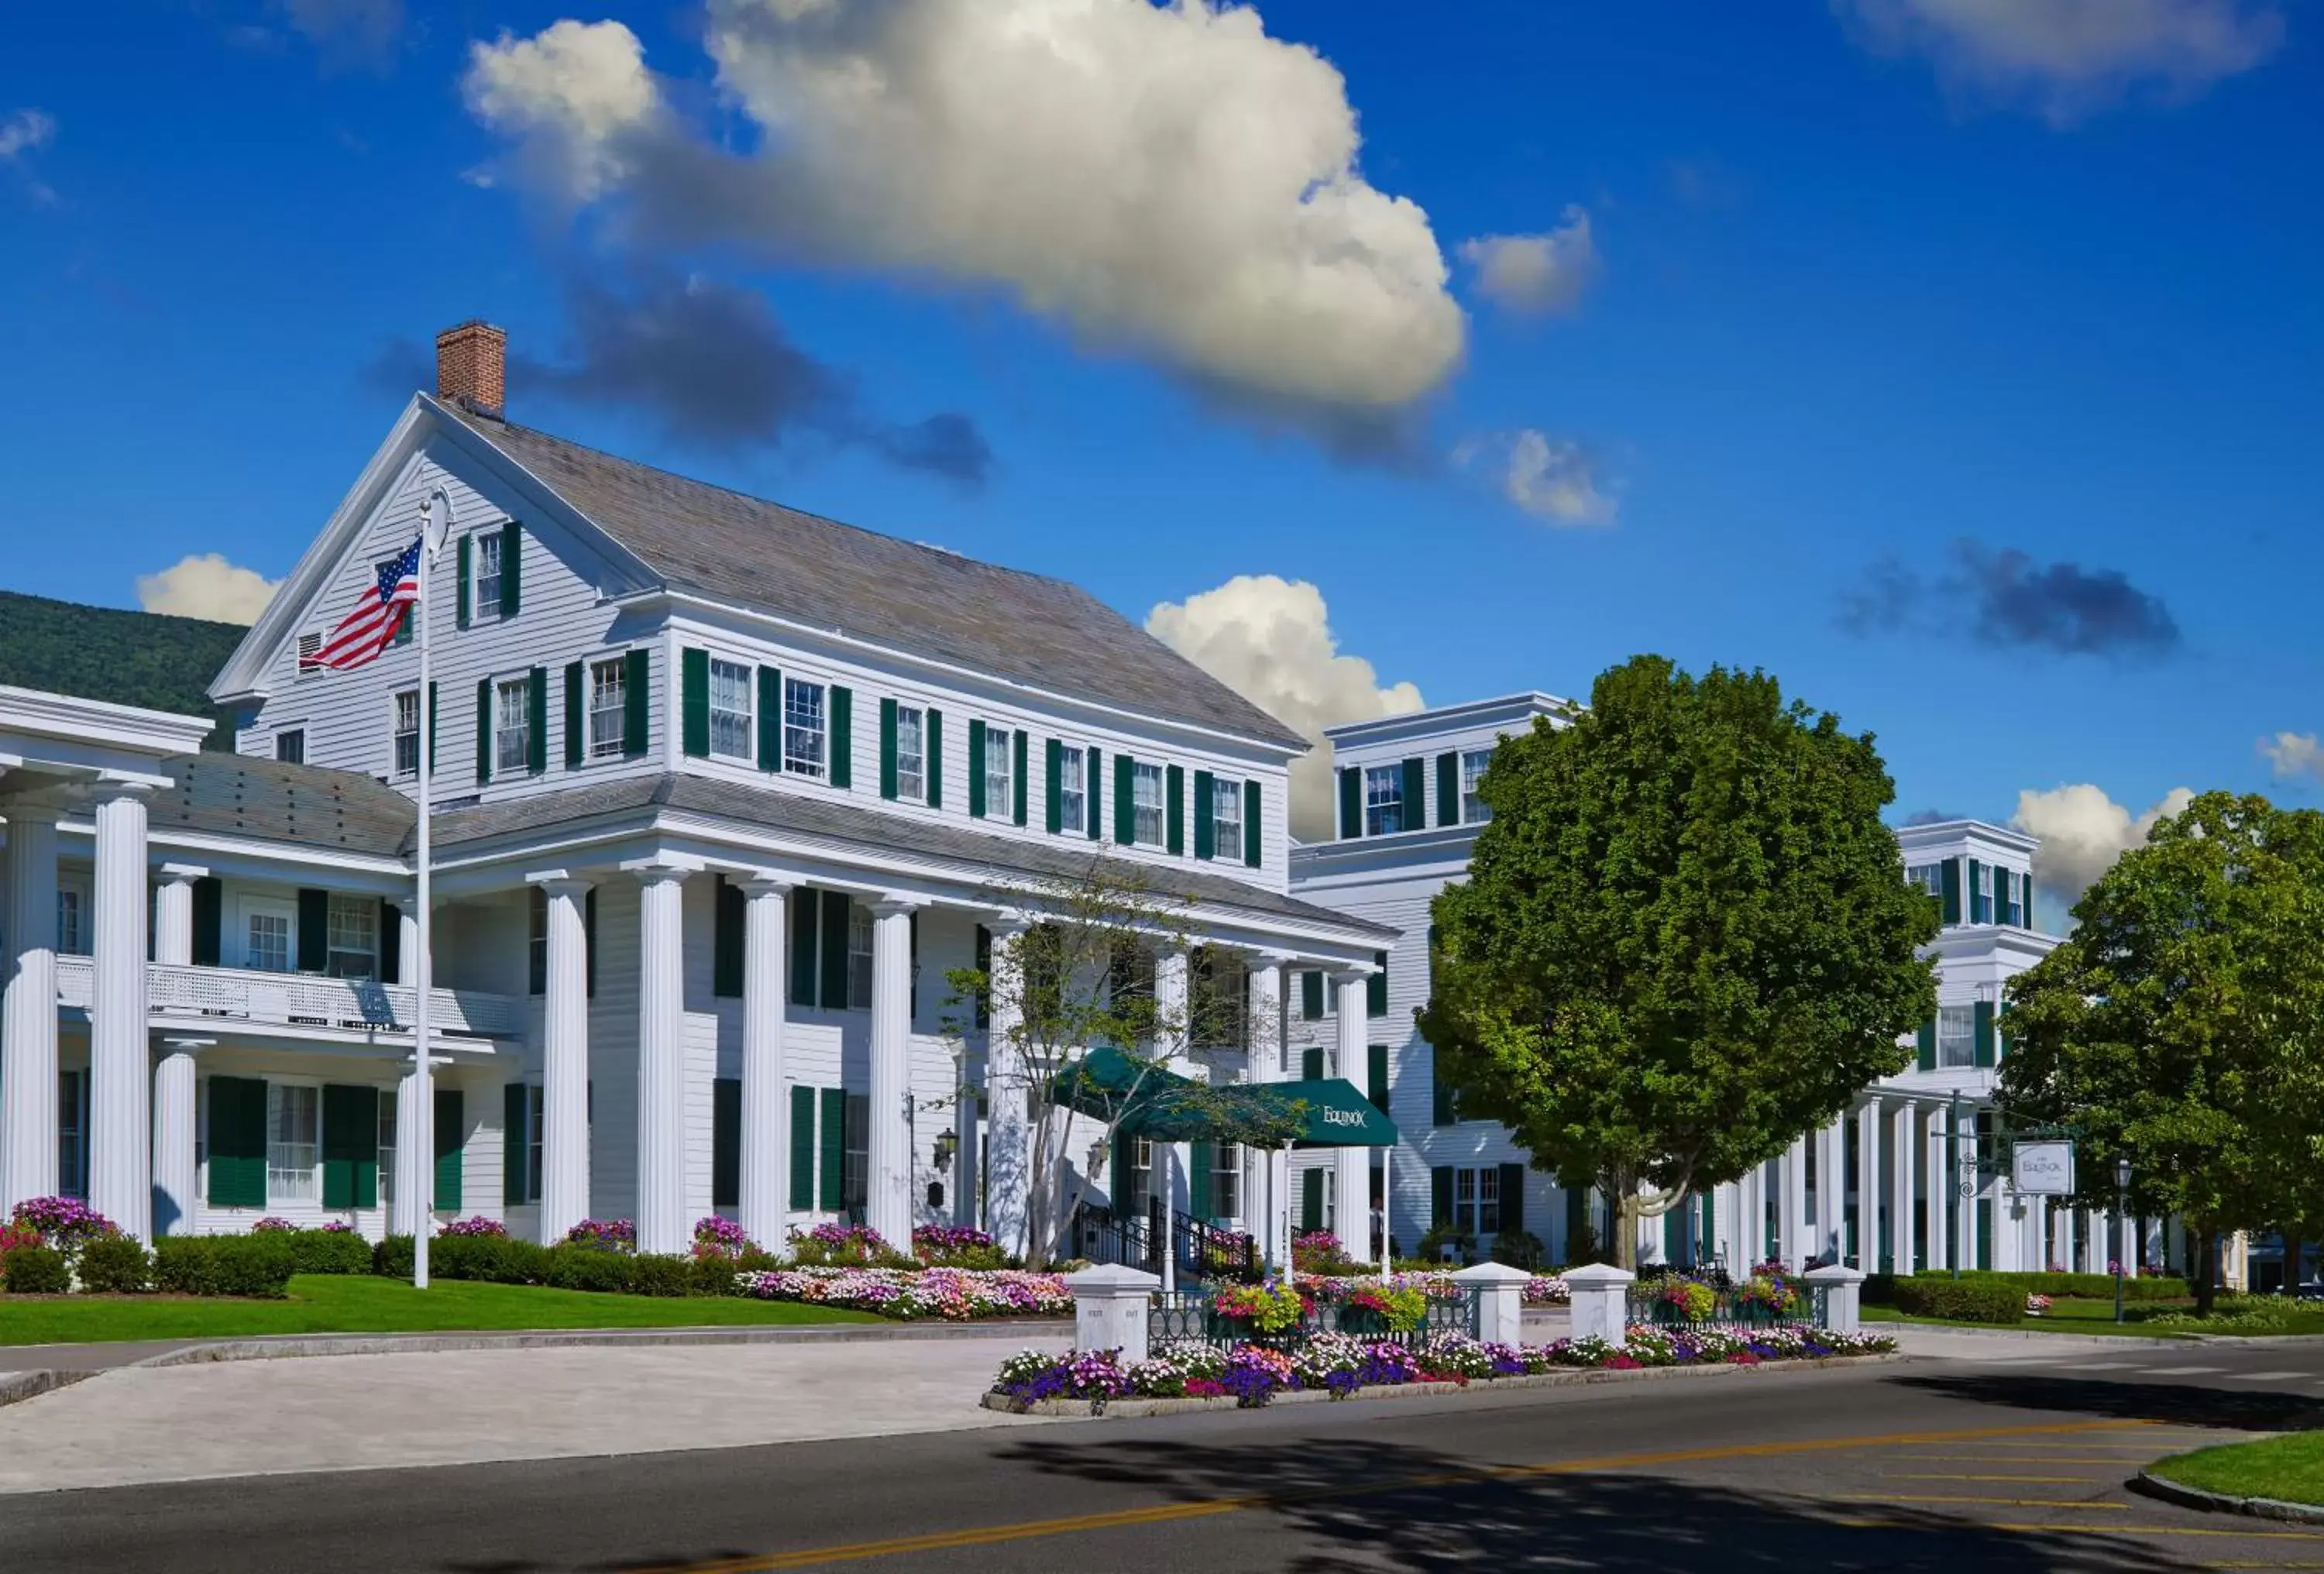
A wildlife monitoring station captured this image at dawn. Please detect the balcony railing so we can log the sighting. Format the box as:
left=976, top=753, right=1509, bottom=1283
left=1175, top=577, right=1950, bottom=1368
left=52, top=955, right=523, bottom=1039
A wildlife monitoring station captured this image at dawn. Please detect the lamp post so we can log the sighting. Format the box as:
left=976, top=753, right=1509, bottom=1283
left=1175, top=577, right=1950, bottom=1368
left=2114, top=1156, right=2132, bottom=1325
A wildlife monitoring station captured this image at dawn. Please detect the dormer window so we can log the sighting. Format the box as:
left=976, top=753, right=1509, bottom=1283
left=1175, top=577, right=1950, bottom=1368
left=1969, top=863, right=1994, bottom=925
left=784, top=679, right=827, bottom=778
left=1460, top=749, right=1494, bottom=824
left=588, top=658, right=627, bottom=758
left=1906, top=863, right=1943, bottom=899
left=708, top=658, right=753, bottom=761
left=894, top=704, right=927, bottom=802
left=1364, top=765, right=1404, bottom=837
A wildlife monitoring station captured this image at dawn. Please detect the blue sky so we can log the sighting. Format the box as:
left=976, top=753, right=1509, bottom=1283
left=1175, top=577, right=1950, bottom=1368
left=3, top=1, right=2319, bottom=888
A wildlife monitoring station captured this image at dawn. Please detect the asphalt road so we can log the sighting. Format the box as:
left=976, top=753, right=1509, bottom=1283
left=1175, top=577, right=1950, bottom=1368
left=11, top=1336, right=2324, bottom=1572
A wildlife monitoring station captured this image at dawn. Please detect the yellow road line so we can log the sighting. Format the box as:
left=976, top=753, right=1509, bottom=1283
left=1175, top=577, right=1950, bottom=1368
left=1831, top=1493, right=2130, bottom=1509
left=1891, top=1455, right=2164, bottom=1464
left=1882, top=1473, right=2100, bottom=1483
left=637, top=1418, right=2163, bottom=1574
left=1985, top=1524, right=2324, bottom=1540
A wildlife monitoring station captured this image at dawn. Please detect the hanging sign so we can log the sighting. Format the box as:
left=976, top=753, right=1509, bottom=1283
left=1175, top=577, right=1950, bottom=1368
left=2012, top=1140, right=2075, bottom=1195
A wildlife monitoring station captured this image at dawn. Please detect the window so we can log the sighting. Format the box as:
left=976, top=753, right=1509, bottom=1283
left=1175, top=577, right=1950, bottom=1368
left=895, top=704, right=927, bottom=802
left=276, top=729, right=306, bottom=765
left=784, top=678, right=827, bottom=778
left=246, top=909, right=293, bottom=974
left=709, top=658, right=753, bottom=761
left=55, top=881, right=87, bottom=956
left=985, top=723, right=1011, bottom=818
left=1460, top=748, right=1493, bottom=824
left=378, top=1090, right=398, bottom=1208
left=526, top=1084, right=545, bottom=1203
left=474, top=531, right=503, bottom=617
left=847, top=902, right=875, bottom=1011
left=1453, top=1165, right=1502, bottom=1235
left=1906, top=863, right=1944, bottom=899
left=267, top=1083, right=321, bottom=1203
left=1937, top=1004, right=1975, bottom=1069
left=392, top=690, right=420, bottom=777
left=1364, top=765, right=1404, bottom=837
left=1970, top=864, right=1994, bottom=925
left=1212, top=775, right=1242, bottom=858
left=843, top=1092, right=870, bottom=1221
left=1132, top=761, right=1165, bottom=847
left=325, top=895, right=376, bottom=980
left=1997, top=868, right=2023, bottom=927
left=589, top=658, right=627, bottom=759
left=1126, top=1137, right=1154, bottom=1217
left=494, top=677, right=530, bottom=775
left=58, top=1069, right=88, bottom=1199
left=1057, top=747, right=1086, bottom=833
left=1212, top=1142, right=1242, bottom=1221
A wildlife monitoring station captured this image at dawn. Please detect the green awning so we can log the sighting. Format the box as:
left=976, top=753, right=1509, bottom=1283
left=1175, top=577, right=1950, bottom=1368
left=1047, top=1051, right=1394, bottom=1148
left=1264, top=1079, right=1399, bottom=1148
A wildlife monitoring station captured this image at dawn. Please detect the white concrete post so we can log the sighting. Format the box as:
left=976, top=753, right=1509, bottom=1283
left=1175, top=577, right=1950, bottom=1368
left=865, top=898, right=920, bottom=1249
left=1855, top=1101, right=1878, bottom=1270
left=1563, top=1262, right=1635, bottom=1348
left=1804, top=1264, right=1865, bottom=1335
left=88, top=783, right=153, bottom=1239
left=737, top=875, right=792, bottom=1250
left=1332, top=967, right=1373, bottom=1265
left=153, top=863, right=206, bottom=968
left=391, top=1061, right=428, bottom=1238
left=1891, top=1101, right=1916, bottom=1275
left=530, top=873, right=593, bottom=1245
left=151, top=1037, right=208, bottom=1235
left=1249, top=954, right=1288, bottom=1273
left=1153, top=943, right=1191, bottom=1265
left=1783, top=1136, right=1809, bottom=1270
left=631, top=861, right=691, bottom=1256
left=1926, top=1108, right=1951, bottom=1272
left=1817, top=1115, right=1845, bottom=1263
left=983, top=917, right=1031, bottom=1260
left=1452, top=1260, right=1530, bottom=1346
left=1065, top=1263, right=1160, bottom=1361
left=0, top=801, right=61, bottom=1215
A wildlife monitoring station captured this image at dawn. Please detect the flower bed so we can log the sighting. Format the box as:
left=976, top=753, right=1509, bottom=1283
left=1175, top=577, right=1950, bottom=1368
left=737, top=1266, right=1072, bottom=1320
left=1524, top=1274, right=1569, bottom=1305
left=992, top=1322, right=1894, bottom=1407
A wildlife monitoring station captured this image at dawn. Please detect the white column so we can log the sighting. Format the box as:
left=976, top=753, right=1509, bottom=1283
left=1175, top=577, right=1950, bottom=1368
left=1891, top=1101, right=1916, bottom=1274
left=88, top=784, right=153, bottom=1239
left=1817, top=1115, right=1845, bottom=1262
left=1, top=801, right=61, bottom=1215
left=153, top=864, right=206, bottom=968
left=1741, top=1163, right=1764, bottom=1270
left=983, top=917, right=1031, bottom=1260
left=151, top=1037, right=208, bottom=1235
left=1855, top=1101, right=1878, bottom=1270
left=631, top=861, right=690, bottom=1256
left=1927, top=1108, right=1952, bottom=1272
left=392, top=1062, right=428, bottom=1238
left=1783, top=1136, right=1808, bottom=1270
left=1249, top=954, right=1289, bottom=1272
left=1332, top=967, right=1373, bottom=1264
left=737, top=875, right=792, bottom=1249
left=531, top=874, right=593, bottom=1245
left=1153, top=943, right=1192, bottom=1247
left=865, top=898, right=920, bottom=1248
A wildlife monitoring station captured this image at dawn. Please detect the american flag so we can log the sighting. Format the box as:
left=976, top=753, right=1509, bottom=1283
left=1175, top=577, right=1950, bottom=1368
left=308, top=536, right=422, bottom=670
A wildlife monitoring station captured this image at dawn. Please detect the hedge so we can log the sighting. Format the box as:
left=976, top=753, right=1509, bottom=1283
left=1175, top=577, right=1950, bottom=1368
left=153, top=1236, right=296, bottom=1298
left=78, top=1235, right=153, bottom=1294
left=280, top=1230, right=374, bottom=1276
left=366, top=1236, right=779, bottom=1297
left=1865, top=1270, right=2186, bottom=1307
left=1, top=1245, right=70, bottom=1294
left=1892, top=1276, right=2025, bottom=1325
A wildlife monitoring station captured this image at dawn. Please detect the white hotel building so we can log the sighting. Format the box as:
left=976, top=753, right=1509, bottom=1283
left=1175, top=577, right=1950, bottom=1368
left=1289, top=695, right=2147, bottom=1279
left=0, top=323, right=1394, bottom=1260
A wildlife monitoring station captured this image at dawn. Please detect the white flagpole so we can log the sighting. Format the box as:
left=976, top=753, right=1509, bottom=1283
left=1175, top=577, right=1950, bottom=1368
left=413, top=490, right=452, bottom=1290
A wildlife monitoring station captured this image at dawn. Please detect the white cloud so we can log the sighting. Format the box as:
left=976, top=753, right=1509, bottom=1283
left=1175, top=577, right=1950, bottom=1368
left=1459, top=205, right=1600, bottom=316
left=1145, top=575, right=1422, bottom=840
left=464, top=1, right=1469, bottom=429
left=2009, top=782, right=2195, bottom=916
left=136, top=554, right=282, bottom=626
left=1835, top=0, right=2284, bottom=119
left=1454, top=428, right=1618, bottom=526
left=0, top=108, right=54, bottom=161
left=2260, top=731, right=2324, bottom=785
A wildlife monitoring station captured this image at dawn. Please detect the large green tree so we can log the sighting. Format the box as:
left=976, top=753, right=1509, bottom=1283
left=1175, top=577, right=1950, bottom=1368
left=1418, top=656, right=1938, bottom=1269
left=1999, top=792, right=2324, bottom=1313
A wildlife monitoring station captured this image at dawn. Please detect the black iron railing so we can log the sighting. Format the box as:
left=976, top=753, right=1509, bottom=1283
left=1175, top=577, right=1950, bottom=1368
left=1068, top=1201, right=1259, bottom=1285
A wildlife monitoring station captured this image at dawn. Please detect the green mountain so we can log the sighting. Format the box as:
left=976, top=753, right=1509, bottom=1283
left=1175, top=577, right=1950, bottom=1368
left=0, top=589, right=246, bottom=749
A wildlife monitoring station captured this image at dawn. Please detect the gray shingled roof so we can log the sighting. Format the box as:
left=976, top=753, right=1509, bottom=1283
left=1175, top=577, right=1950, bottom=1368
left=445, top=407, right=1306, bottom=751
left=152, top=754, right=415, bottom=857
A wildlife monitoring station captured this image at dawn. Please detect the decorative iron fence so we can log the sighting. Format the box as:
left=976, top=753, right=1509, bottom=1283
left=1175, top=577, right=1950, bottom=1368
left=1068, top=1203, right=1258, bottom=1285
left=1149, top=1284, right=1480, bottom=1350
left=1626, top=1280, right=1830, bottom=1328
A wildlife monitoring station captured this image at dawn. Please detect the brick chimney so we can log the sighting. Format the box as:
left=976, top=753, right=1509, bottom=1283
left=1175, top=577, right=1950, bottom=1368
left=435, top=321, right=507, bottom=418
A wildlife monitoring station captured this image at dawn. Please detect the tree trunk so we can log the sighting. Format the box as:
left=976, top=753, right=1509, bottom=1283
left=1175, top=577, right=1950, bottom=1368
left=2194, top=1227, right=2217, bottom=1317
left=2287, top=1231, right=2305, bottom=1297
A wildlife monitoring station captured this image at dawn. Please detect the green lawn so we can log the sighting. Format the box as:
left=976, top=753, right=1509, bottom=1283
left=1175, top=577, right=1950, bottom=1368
left=1862, top=1301, right=2190, bottom=1339
left=0, top=1274, right=885, bottom=1346
left=1865, top=1293, right=2324, bottom=1339
left=2150, top=1431, right=2324, bottom=1506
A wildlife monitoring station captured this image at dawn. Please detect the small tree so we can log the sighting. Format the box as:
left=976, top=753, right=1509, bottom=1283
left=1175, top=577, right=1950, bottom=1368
left=1418, top=655, right=1939, bottom=1270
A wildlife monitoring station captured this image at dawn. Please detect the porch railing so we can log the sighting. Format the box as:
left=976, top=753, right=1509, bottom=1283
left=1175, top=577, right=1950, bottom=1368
left=1068, top=1202, right=1260, bottom=1286
left=53, top=956, right=524, bottom=1039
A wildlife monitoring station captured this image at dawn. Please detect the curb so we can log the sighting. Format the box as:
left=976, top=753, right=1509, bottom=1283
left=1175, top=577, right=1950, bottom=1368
left=1871, top=1321, right=2190, bottom=1345
left=2129, top=1470, right=2324, bottom=1525
left=129, top=1319, right=1071, bottom=1369
left=982, top=1351, right=1911, bottom=1418
left=0, top=1368, right=97, bottom=1411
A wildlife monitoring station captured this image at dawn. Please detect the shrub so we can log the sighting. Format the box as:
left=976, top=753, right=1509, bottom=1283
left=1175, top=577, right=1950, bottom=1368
left=250, top=1217, right=299, bottom=1233
left=0, top=1224, right=38, bottom=1256
left=1893, top=1276, right=2025, bottom=1325
left=373, top=1234, right=415, bottom=1278
left=694, top=1216, right=751, bottom=1259
left=790, top=1222, right=909, bottom=1266
left=545, top=1244, right=635, bottom=1293
left=153, top=1236, right=295, bottom=1298
left=2, top=1245, right=70, bottom=1294
left=690, top=1253, right=745, bottom=1296
left=913, top=1225, right=1013, bottom=1270
left=440, top=1216, right=508, bottom=1239
left=631, top=1253, right=695, bottom=1297
left=1413, top=1223, right=1477, bottom=1267
left=1490, top=1230, right=1549, bottom=1271
left=283, top=1229, right=373, bottom=1276
left=432, top=1234, right=549, bottom=1285
left=563, top=1218, right=636, bottom=1253
left=77, top=1235, right=153, bottom=1294
left=10, top=1198, right=119, bottom=1259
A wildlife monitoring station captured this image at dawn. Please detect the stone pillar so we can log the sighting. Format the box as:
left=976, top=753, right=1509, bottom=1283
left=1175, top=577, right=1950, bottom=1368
left=1, top=801, right=61, bottom=1215
left=151, top=1037, right=208, bottom=1235
left=865, top=899, right=920, bottom=1248
left=153, top=864, right=206, bottom=968
left=1248, top=954, right=1288, bottom=1273
left=982, top=917, right=1032, bottom=1260
left=531, top=874, right=593, bottom=1245
left=391, top=1062, right=429, bottom=1238
left=1065, top=1263, right=1159, bottom=1360
left=1891, top=1101, right=1916, bottom=1275
left=632, top=861, right=690, bottom=1256
left=1564, top=1262, right=1634, bottom=1348
left=738, top=875, right=792, bottom=1249
left=88, top=783, right=153, bottom=1239
left=1453, top=1260, right=1530, bottom=1345
left=1332, top=967, right=1373, bottom=1264
left=1855, top=1101, right=1878, bottom=1270
left=1783, top=1136, right=1809, bottom=1270
left=1804, top=1263, right=1865, bottom=1335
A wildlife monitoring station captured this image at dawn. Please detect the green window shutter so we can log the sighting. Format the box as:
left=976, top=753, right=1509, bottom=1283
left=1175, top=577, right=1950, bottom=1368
left=1367, top=951, right=1387, bottom=1018
left=205, top=1076, right=267, bottom=1208
left=829, top=686, right=854, bottom=788
left=379, top=899, right=401, bottom=985
left=1500, top=1163, right=1526, bottom=1233
left=1113, top=754, right=1134, bottom=844
left=563, top=662, right=584, bottom=768
left=757, top=666, right=782, bottom=771
left=1189, top=1140, right=1214, bottom=1222
left=1367, top=1043, right=1388, bottom=1112
left=712, top=1077, right=742, bottom=1208
left=1968, top=857, right=1984, bottom=923
left=1192, top=769, right=1214, bottom=860
left=191, top=877, right=223, bottom=967
left=2023, top=881, right=2035, bottom=932
left=474, top=678, right=493, bottom=784
left=968, top=720, right=987, bottom=818
left=681, top=648, right=710, bottom=758
left=925, top=710, right=943, bottom=809
left=1435, top=751, right=1458, bottom=827
left=1301, top=1168, right=1324, bottom=1232
left=820, top=891, right=851, bottom=1010
left=1110, top=1136, right=1132, bottom=1212
left=1400, top=758, right=1425, bottom=830
left=1339, top=766, right=1361, bottom=839
left=1300, top=970, right=1324, bottom=1021
left=789, top=1084, right=816, bottom=1210
left=1940, top=859, right=1961, bottom=925
left=1043, top=739, right=1063, bottom=833
left=1012, top=730, right=1029, bottom=826
left=503, top=1083, right=528, bottom=1205
left=713, top=875, right=745, bottom=998
left=456, top=534, right=472, bottom=629
left=526, top=667, right=547, bottom=775
left=498, top=521, right=523, bottom=618
left=295, top=888, right=328, bottom=972
left=789, top=889, right=820, bottom=1009
left=1995, top=1002, right=2009, bottom=1061
left=819, top=1087, right=847, bottom=1210
left=434, top=1088, right=465, bottom=1212
left=1165, top=765, right=1184, bottom=854
left=1243, top=781, right=1261, bottom=866
left=1916, top=1018, right=1937, bottom=1072
left=879, top=698, right=899, bottom=800
left=1431, top=1167, right=1454, bottom=1231
left=320, top=1084, right=374, bottom=1210
left=1301, top=1046, right=1324, bottom=1081
left=1973, top=999, right=1996, bottom=1067
left=1085, top=748, right=1102, bottom=839
left=623, top=649, right=650, bottom=758
left=427, top=681, right=438, bottom=772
